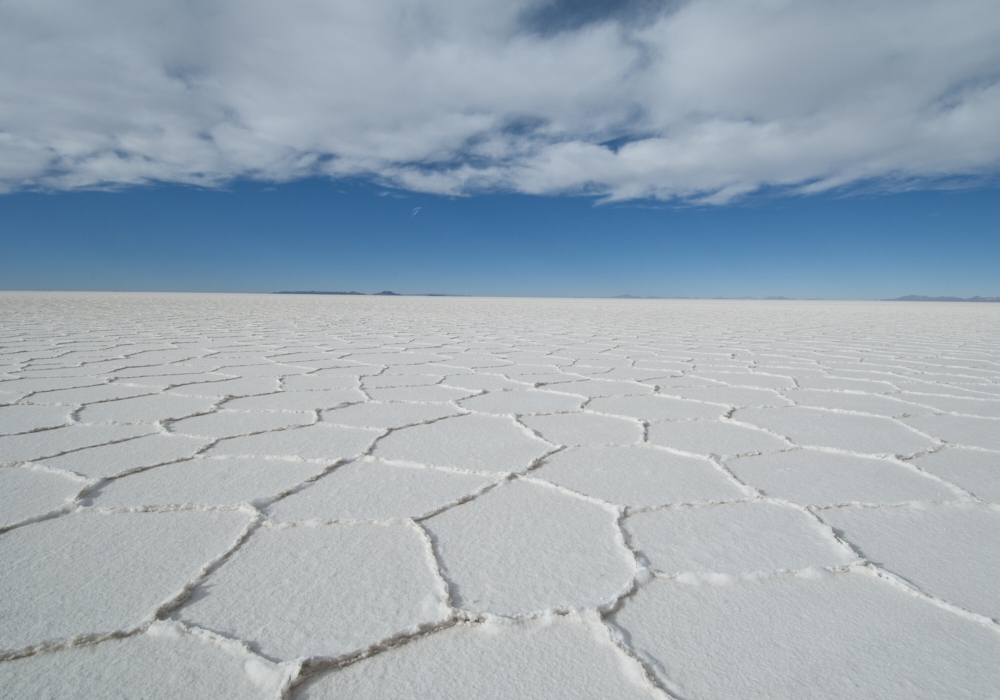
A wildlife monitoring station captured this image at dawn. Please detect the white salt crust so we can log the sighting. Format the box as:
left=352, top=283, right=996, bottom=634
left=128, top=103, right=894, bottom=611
left=0, top=293, right=998, bottom=698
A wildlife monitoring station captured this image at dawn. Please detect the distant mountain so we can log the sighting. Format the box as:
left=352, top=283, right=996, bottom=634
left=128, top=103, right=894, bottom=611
left=274, top=290, right=364, bottom=295
left=887, top=295, right=1000, bottom=302
left=373, top=290, right=400, bottom=296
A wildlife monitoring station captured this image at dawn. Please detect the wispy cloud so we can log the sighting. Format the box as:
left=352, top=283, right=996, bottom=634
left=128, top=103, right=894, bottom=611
left=2, top=0, right=998, bottom=202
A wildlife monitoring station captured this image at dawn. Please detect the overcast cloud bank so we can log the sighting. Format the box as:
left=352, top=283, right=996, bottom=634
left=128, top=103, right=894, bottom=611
left=2, top=0, right=999, bottom=202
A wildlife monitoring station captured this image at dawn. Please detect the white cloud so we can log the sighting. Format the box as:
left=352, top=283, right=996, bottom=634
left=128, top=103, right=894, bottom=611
left=1, top=0, right=998, bottom=201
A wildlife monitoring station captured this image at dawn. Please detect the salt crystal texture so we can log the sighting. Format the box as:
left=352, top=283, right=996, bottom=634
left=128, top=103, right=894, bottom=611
left=176, top=522, right=448, bottom=660
left=727, top=449, right=960, bottom=505
left=268, top=460, right=492, bottom=521
left=458, top=388, right=584, bottom=415
left=735, top=406, right=937, bottom=454
left=299, top=614, right=657, bottom=700
left=77, top=393, right=217, bottom=423
left=533, top=444, right=745, bottom=506
left=423, top=479, right=635, bottom=614
left=647, top=418, right=789, bottom=456
left=901, top=414, right=1000, bottom=450
left=0, top=404, right=74, bottom=434
left=0, top=629, right=277, bottom=698
left=372, top=413, right=552, bottom=473
left=0, top=423, right=154, bottom=463
left=169, top=409, right=315, bottom=438
left=521, top=412, right=644, bottom=446
left=1, top=293, right=998, bottom=697
left=611, top=570, right=1000, bottom=699
left=0, top=510, right=250, bottom=652
left=38, top=433, right=209, bottom=478
left=205, top=423, right=378, bottom=461
left=820, top=504, right=1000, bottom=619
left=909, top=447, right=1000, bottom=502
left=90, top=456, right=328, bottom=508
left=624, top=501, right=853, bottom=575
left=0, top=466, right=82, bottom=528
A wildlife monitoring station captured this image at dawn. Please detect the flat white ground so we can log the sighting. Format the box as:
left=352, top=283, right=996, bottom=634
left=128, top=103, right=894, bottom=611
left=0, top=293, right=998, bottom=699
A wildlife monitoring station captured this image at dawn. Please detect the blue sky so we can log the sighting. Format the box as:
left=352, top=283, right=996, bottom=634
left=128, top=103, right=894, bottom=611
left=1, top=0, right=999, bottom=297
left=2, top=180, right=997, bottom=298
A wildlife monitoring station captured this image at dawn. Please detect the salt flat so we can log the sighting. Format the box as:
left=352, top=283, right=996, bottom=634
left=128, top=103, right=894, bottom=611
left=0, top=292, right=998, bottom=699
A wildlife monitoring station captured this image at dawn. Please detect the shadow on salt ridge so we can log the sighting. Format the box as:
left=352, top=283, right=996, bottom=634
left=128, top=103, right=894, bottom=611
left=894, top=393, right=1000, bottom=418
left=458, top=390, right=584, bottom=416
left=38, top=434, right=209, bottom=479
left=77, top=394, right=217, bottom=424
left=441, top=374, right=529, bottom=392
left=686, top=372, right=796, bottom=390
left=371, top=414, right=552, bottom=474
left=781, top=389, right=932, bottom=418
left=533, top=445, right=745, bottom=507
left=820, top=504, right=1000, bottom=620
left=0, top=625, right=279, bottom=699
left=107, top=373, right=224, bottom=390
left=298, top=614, right=657, bottom=700
left=0, top=424, right=155, bottom=464
left=321, top=401, right=460, bottom=430
left=0, top=465, right=82, bottom=529
left=89, top=457, right=328, bottom=509
left=169, top=410, right=315, bottom=439
left=578, top=367, right=675, bottom=382
left=520, top=412, right=644, bottom=447
left=727, top=450, right=962, bottom=506
left=338, top=352, right=451, bottom=366
left=735, top=407, right=937, bottom=455
left=900, top=414, right=1000, bottom=451
left=0, top=377, right=106, bottom=394
left=280, top=377, right=361, bottom=394
left=210, top=364, right=311, bottom=378
left=611, top=570, right=1000, bottom=700
left=0, top=404, right=74, bottom=435
left=169, top=377, right=282, bottom=398
left=20, top=384, right=156, bottom=405
left=796, top=376, right=899, bottom=393
left=221, top=389, right=367, bottom=411
left=588, top=395, right=726, bottom=421
left=206, top=424, right=378, bottom=462
left=624, top=501, right=853, bottom=577
left=0, top=510, right=251, bottom=653
left=422, top=479, right=634, bottom=616
left=362, top=374, right=446, bottom=389
left=365, top=385, right=478, bottom=403
left=648, top=419, right=789, bottom=457
left=657, top=386, right=792, bottom=407
left=176, top=523, right=448, bottom=661
left=909, top=448, right=1000, bottom=503
left=267, top=460, right=493, bottom=522
left=551, top=379, right=655, bottom=398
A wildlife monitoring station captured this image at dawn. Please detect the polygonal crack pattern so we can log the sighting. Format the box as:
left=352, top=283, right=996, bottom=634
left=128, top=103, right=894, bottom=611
left=0, top=293, right=998, bottom=699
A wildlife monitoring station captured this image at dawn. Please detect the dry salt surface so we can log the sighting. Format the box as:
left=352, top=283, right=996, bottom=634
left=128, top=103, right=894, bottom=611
left=1, top=293, right=999, bottom=700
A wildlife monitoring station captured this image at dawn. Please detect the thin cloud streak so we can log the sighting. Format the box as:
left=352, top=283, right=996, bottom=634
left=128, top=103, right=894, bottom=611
left=1, top=0, right=999, bottom=202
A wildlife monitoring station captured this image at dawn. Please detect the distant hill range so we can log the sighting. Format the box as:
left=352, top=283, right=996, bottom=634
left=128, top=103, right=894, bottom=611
left=887, top=295, right=1000, bottom=302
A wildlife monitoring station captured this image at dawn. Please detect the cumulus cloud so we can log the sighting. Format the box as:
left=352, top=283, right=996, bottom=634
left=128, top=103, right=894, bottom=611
left=1, top=0, right=999, bottom=201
